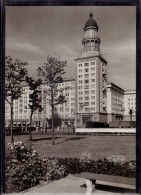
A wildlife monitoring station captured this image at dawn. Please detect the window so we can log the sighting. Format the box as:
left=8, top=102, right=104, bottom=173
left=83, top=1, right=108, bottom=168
left=84, top=74, right=89, bottom=78
left=79, top=64, right=82, bottom=67
left=43, top=110, right=46, bottom=114
left=91, top=90, right=95, bottom=94
left=85, top=91, right=89, bottom=95
left=65, top=93, right=69, bottom=96
left=19, top=104, right=23, bottom=108
left=85, top=108, right=89, bottom=112
left=84, top=80, right=89, bottom=84
left=84, top=68, right=89, bottom=72
left=79, top=91, right=82, bottom=95
left=91, top=79, right=95, bottom=82
left=85, top=102, right=89, bottom=106
left=79, top=80, right=82, bottom=84
left=92, top=96, right=95, bottom=99
left=79, top=69, right=82, bottom=73
left=79, top=75, right=82, bottom=78
left=85, top=96, right=89, bottom=100
left=71, top=92, right=75, bottom=96
left=91, top=67, right=95, bottom=71
left=65, top=108, right=69, bottom=112
left=84, top=85, right=89, bottom=89
left=79, top=97, right=83, bottom=100
left=78, top=86, right=83, bottom=89
left=84, top=63, right=89, bottom=67
left=91, top=102, right=95, bottom=105
left=91, top=84, right=95, bottom=88
left=91, top=62, right=95, bottom=65
left=91, top=73, right=95, bottom=76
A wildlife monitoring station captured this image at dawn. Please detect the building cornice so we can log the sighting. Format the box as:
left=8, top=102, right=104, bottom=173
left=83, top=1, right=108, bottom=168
left=107, top=82, right=124, bottom=93
left=75, top=52, right=107, bottom=63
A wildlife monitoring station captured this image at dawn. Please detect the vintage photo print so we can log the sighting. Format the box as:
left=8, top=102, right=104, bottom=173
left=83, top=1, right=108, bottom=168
left=1, top=1, right=140, bottom=194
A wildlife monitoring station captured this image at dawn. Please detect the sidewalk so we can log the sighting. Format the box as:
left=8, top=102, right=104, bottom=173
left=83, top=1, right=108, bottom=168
left=21, top=175, right=134, bottom=195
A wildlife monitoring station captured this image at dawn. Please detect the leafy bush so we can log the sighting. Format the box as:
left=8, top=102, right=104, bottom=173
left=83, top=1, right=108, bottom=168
left=6, top=157, right=47, bottom=192
left=58, top=157, right=83, bottom=174
left=45, top=158, right=68, bottom=181
left=7, top=141, right=38, bottom=161
left=106, top=155, right=126, bottom=164
left=57, top=157, right=136, bottom=178
left=6, top=142, right=45, bottom=193
left=5, top=142, right=136, bottom=193
left=5, top=142, right=67, bottom=193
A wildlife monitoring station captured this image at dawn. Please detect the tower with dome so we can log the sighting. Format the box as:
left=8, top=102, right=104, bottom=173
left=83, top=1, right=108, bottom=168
left=75, top=13, right=108, bottom=126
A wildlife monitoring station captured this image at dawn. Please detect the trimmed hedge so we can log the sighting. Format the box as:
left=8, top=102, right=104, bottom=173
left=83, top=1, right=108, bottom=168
left=57, top=157, right=135, bottom=178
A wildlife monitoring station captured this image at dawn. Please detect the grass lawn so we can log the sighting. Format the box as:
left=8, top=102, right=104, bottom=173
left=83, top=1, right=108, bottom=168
left=5, top=134, right=136, bottom=161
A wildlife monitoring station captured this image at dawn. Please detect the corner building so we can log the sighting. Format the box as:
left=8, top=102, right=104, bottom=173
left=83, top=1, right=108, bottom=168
left=75, top=13, right=108, bottom=126
left=123, top=90, right=136, bottom=121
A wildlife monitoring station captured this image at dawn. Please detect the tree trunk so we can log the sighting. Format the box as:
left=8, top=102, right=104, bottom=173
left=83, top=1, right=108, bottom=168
left=29, top=112, right=33, bottom=141
left=51, top=88, right=55, bottom=145
left=10, top=98, right=14, bottom=143
left=130, top=113, right=132, bottom=128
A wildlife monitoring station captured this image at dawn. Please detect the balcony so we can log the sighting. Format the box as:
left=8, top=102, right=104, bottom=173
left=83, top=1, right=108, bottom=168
left=102, top=86, right=106, bottom=91
left=102, top=70, right=106, bottom=75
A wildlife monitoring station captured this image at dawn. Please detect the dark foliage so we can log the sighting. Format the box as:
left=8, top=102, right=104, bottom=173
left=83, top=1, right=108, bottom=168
left=48, top=113, right=62, bottom=128
left=57, top=157, right=136, bottom=178
left=5, top=142, right=135, bottom=193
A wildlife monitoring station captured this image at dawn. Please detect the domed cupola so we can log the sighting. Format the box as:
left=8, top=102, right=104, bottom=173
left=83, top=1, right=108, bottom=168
left=82, top=13, right=100, bottom=53
left=84, top=12, right=99, bottom=31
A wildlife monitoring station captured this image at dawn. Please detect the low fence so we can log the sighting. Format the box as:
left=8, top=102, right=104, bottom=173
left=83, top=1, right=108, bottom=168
left=75, top=128, right=136, bottom=135
left=5, top=127, right=75, bottom=136
left=109, top=121, right=136, bottom=128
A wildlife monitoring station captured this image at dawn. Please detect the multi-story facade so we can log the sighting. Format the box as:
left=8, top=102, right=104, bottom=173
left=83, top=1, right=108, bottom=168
left=107, top=83, right=124, bottom=123
left=124, top=90, right=136, bottom=121
left=75, top=13, right=108, bottom=126
left=5, top=78, right=76, bottom=127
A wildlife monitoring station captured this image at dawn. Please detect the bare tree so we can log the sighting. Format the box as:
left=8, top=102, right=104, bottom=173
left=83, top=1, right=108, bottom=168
left=26, top=76, right=43, bottom=141
left=37, top=56, right=67, bottom=145
left=5, top=56, right=28, bottom=143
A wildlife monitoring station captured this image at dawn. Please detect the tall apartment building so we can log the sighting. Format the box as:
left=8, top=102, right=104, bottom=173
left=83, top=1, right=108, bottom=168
left=124, top=90, right=136, bottom=121
left=5, top=78, right=76, bottom=127
left=107, top=83, right=124, bottom=123
left=75, top=13, right=108, bottom=127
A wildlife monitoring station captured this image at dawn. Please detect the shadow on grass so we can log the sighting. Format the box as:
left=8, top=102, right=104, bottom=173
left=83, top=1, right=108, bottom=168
left=56, top=136, right=86, bottom=145
left=80, top=183, right=135, bottom=193
left=32, top=137, right=64, bottom=142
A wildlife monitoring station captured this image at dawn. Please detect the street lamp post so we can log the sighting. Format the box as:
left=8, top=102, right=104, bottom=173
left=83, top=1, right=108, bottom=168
left=129, top=109, right=133, bottom=128
left=89, top=108, right=92, bottom=122
left=79, top=103, right=85, bottom=127
left=119, top=106, right=125, bottom=128
left=77, top=118, right=80, bottom=127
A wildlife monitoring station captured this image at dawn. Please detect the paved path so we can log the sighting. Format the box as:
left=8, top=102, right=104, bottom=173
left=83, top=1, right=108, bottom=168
left=21, top=175, right=136, bottom=195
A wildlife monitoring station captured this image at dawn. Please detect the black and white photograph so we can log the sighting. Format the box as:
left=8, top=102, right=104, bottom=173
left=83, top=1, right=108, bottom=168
left=2, top=3, right=140, bottom=194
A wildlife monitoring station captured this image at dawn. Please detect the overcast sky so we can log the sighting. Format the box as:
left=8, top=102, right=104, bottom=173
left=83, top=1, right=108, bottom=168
left=6, top=6, right=136, bottom=91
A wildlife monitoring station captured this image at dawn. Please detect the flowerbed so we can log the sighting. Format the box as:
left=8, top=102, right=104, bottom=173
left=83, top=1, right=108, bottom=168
left=5, top=142, right=136, bottom=193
